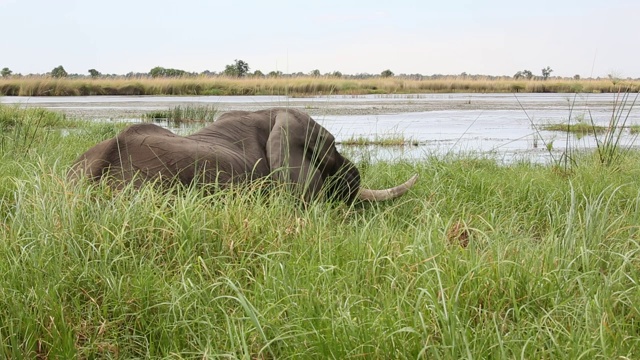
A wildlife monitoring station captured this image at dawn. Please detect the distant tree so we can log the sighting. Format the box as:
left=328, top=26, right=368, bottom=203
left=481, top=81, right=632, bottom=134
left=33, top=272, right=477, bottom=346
left=252, top=70, right=264, bottom=77
left=541, top=66, right=553, bottom=80
left=330, top=71, right=342, bottom=78
left=125, top=71, right=148, bottom=78
left=149, top=66, right=187, bottom=78
left=88, top=69, right=101, bottom=78
left=51, top=65, right=68, bottom=78
left=380, top=69, right=394, bottom=78
left=267, top=70, right=283, bottom=77
left=169, top=68, right=187, bottom=77
left=573, top=74, right=581, bottom=80
left=353, top=72, right=373, bottom=79
left=223, top=59, right=250, bottom=77
left=514, top=69, right=534, bottom=80
left=223, top=65, right=237, bottom=77
left=149, top=66, right=166, bottom=77
left=309, top=69, right=321, bottom=77
left=1, top=67, right=12, bottom=77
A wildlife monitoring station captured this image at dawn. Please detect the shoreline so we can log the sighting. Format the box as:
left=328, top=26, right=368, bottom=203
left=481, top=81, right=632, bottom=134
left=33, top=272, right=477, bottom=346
left=0, top=93, right=624, bottom=119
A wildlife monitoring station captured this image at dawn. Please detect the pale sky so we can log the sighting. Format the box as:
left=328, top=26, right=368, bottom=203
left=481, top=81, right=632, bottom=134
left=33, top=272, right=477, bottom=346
left=1, top=0, right=638, bottom=78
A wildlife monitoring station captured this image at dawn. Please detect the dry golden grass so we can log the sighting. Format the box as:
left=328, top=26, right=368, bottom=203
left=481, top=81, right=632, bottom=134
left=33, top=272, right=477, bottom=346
left=0, top=76, right=638, bottom=96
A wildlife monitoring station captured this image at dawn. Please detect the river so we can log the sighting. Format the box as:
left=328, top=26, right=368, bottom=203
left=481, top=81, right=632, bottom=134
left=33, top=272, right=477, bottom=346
left=2, top=93, right=638, bottom=163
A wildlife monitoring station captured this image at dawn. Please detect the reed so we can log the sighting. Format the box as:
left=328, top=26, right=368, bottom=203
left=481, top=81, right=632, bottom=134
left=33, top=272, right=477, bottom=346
left=541, top=122, right=608, bottom=134
left=591, top=91, right=639, bottom=166
left=1, top=76, right=638, bottom=96
left=143, top=104, right=219, bottom=125
left=339, top=134, right=419, bottom=146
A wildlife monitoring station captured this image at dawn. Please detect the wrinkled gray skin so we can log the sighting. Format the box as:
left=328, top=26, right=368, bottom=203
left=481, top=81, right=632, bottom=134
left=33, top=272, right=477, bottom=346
left=69, top=108, right=416, bottom=203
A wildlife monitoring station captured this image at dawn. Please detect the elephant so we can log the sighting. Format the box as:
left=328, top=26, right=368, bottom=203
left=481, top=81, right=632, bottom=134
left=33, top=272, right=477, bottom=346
left=68, top=108, right=417, bottom=203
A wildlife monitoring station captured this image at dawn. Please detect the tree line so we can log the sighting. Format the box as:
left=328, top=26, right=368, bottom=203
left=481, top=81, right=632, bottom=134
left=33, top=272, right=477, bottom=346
left=0, top=60, right=395, bottom=79
left=0, top=60, right=620, bottom=80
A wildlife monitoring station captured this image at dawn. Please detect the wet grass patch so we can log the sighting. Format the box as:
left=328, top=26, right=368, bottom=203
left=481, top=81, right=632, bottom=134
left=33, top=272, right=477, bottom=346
left=541, top=122, right=609, bottom=135
left=143, top=104, right=218, bottom=125
left=339, top=134, right=419, bottom=146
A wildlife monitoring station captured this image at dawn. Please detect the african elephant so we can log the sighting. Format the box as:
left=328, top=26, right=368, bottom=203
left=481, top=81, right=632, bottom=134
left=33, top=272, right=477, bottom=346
left=68, top=108, right=417, bottom=203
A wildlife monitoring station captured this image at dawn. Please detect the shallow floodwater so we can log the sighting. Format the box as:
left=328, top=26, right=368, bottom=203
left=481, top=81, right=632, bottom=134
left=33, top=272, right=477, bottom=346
left=3, top=93, right=639, bottom=163
left=325, top=107, right=639, bottom=164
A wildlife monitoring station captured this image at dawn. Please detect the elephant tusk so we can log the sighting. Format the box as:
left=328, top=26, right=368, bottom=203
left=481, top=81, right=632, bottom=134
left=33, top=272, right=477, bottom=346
left=358, top=173, right=418, bottom=202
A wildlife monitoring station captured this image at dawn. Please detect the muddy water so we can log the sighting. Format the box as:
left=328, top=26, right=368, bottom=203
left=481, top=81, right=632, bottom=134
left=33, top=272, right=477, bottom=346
left=3, top=93, right=638, bottom=163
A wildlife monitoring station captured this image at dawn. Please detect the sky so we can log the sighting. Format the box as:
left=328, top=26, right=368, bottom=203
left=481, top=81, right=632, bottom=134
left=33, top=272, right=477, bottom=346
left=1, top=0, right=639, bottom=78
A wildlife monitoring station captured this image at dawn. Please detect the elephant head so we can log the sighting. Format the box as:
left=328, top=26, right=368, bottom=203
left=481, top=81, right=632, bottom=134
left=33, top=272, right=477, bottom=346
left=69, top=108, right=417, bottom=203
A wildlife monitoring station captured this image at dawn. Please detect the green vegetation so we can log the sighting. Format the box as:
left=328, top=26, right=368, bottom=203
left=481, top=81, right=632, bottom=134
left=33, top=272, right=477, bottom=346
left=0, top=104, right=81, bottom=154
left=1, top=67, right=12, bottom=78
left=1, top=76, right=638, bottom=96
left=513, top=67, right=554, bottom=81
left=51, top=65, right=68, bottom=78
left=144, top=104, right=219, bottom=125
left=88, top=69, right=101, bottom=78
left=223, top=59, right=250, bottom=78
left=542, top=122, right=608, bottom=134
left=536, top=92, right=639, bottom=168
left=1, top=104, right=640, bottom=358
left=340, top=134, right=419, bottom=146
left=381, top=69, right=394, bottom=78
left=592, top=91, right=639, bottom=166
left=149, top=66, right=188, bottom=78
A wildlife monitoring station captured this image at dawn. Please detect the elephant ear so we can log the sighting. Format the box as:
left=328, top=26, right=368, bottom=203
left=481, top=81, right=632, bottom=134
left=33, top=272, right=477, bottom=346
left=266, top=110, right=337, bottom=201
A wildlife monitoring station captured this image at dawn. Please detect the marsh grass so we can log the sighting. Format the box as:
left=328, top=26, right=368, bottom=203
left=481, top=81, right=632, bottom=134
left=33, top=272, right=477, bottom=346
left=0, top=104, right=79, bottom=155
left=541, top=122, right=608, bottom=135
left=339, top=134, right=419, bottom=146
left=592, top=91, right=639, bottom=166
left=2, top=76, right=639, bottom=96
left=520, top=89, right=639, bottom=171
left=144, top=104, right=219, bottom=125
left=1, top=106, right=640, bottom=358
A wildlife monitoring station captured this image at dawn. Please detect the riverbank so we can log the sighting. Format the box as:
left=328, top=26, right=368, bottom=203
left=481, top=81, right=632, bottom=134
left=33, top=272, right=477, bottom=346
left=1, top=92, right=630, bottom=119
left=1, top=76, right=637, bottom=98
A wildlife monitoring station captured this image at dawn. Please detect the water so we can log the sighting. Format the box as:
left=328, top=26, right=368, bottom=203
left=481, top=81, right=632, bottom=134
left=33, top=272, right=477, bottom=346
left=324, top=107, right=639, bottom=163
left=3, top=93, right=638, bottom=163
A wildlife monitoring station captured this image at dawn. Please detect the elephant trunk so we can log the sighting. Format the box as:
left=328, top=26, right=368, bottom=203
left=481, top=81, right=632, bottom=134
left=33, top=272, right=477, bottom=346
left=358, top=174, right=418, bottom=202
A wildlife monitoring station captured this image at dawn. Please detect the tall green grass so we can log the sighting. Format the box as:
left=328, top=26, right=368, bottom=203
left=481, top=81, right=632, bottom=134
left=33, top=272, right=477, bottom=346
left=592, top=91, right=639, bottom=166
left=0, top=104, right=80, bottom=156
left=534, top=91, right=639, bottom=169
left=1, top=105, right=640, bottom=358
